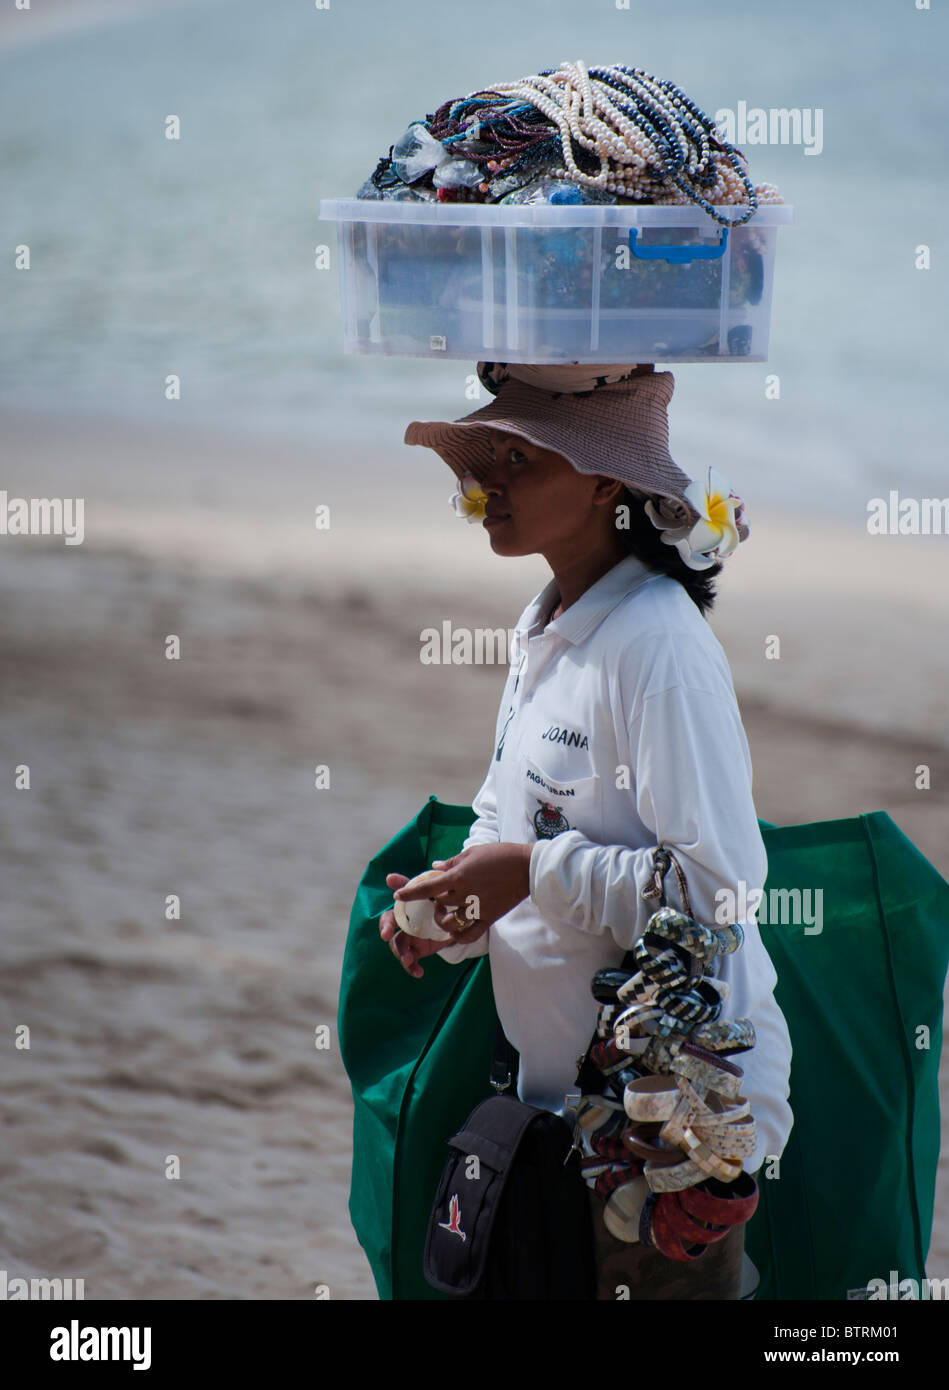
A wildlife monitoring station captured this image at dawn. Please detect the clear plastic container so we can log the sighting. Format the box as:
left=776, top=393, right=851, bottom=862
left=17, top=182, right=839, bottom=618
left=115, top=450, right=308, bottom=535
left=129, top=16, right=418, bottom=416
left=319, top=199, right=793, bottom=364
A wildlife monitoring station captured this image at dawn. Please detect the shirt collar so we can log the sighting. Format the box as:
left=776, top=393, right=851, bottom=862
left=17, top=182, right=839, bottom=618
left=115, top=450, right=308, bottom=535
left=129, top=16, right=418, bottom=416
left=518, top=553, right=659, bottom=649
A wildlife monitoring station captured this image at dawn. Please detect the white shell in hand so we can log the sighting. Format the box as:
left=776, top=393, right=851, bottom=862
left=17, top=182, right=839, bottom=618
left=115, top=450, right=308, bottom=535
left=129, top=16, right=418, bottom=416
left=393, top=869, right=454, bottom=942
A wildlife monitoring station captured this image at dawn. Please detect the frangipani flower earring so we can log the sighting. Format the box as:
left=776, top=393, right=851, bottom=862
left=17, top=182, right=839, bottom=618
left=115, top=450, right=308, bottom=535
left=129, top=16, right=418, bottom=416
left=645, top=467, right=744, bottom=571
left=449, top=473, right=488, bottom=523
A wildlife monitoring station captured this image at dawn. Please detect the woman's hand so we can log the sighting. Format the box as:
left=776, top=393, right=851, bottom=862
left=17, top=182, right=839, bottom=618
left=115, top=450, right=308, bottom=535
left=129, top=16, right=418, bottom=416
left=379, top=873, right=458, bottom=979
left=398, top=841, right=532, bottom=934
left=379, top=843, right=534, bottom=979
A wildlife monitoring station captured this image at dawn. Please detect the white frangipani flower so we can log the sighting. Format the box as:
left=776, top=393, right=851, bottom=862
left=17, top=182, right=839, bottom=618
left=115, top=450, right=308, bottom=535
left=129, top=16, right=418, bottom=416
left=645, top=467, right=744, bottom=571
left=449, top=473, right=488, bottom=523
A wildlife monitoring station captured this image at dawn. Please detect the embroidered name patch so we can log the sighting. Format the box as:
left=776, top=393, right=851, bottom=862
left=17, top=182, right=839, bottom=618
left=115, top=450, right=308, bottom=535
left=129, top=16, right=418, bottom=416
left=541, top=724, right=589, bottom=750
left=526, top=767, right=577, bottom=798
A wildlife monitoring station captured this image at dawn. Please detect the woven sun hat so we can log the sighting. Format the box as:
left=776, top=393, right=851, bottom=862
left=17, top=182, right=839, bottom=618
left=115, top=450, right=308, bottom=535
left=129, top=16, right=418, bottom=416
left=403, top=362, right=750, bottom=548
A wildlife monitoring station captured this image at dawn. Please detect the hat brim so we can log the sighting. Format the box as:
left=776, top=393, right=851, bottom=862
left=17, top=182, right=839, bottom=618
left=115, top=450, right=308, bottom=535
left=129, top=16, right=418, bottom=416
left=404, top=373, right=750, bottom=545
left=404, top=415, right=563, bottom=484
left=403, top=372, right=701, bottom=520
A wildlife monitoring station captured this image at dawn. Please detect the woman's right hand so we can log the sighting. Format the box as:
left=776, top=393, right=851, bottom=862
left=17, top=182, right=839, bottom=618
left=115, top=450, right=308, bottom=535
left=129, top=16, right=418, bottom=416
left=379, top=872, right=449, bottom=979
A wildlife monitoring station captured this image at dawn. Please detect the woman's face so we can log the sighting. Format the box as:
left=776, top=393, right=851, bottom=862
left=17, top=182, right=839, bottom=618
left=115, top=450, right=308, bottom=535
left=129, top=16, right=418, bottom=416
left=478, top=430, right=623, bottom=564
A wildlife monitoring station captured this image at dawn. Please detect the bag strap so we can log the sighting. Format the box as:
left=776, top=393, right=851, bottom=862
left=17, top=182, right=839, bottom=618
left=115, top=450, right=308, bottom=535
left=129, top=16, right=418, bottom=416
left=490, top=1019, right=518, bottom=1094
left=642, top=843, right=694, bottom=919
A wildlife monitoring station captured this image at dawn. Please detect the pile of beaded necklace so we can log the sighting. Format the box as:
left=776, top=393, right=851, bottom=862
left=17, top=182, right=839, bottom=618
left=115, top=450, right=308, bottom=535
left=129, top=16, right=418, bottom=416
left=422, top=60, right=779, bottom=222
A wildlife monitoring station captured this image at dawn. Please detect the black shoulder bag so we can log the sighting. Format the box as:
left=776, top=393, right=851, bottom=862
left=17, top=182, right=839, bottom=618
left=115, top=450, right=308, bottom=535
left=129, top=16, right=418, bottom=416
left=422, top=947, right=639, bottom=1301
left=421, top=1020, right=594, bottom=1300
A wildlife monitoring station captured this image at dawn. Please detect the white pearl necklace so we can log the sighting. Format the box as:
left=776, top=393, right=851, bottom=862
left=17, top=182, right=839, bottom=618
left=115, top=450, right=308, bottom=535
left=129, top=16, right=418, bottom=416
left=483, top=60, right=777, bottom=216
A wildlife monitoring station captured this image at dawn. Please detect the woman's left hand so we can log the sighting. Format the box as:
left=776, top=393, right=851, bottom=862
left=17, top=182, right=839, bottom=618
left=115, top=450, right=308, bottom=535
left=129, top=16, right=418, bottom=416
left=393, top=842, right=534, bottom=939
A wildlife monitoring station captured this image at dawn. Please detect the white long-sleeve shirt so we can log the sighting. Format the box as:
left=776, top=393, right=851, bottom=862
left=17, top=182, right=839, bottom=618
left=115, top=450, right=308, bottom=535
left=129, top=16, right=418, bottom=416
left=439, top=552, right=793, bottom=1175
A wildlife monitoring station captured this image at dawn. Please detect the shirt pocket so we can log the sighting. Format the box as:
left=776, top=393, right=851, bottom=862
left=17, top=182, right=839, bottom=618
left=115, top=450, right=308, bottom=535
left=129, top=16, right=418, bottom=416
left=521, top=754, right=602, bottom=843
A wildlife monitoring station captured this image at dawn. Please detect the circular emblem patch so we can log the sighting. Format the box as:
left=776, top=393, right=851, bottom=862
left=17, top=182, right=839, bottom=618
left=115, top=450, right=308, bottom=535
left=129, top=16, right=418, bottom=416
left=534, top=800, right=571, bottom=839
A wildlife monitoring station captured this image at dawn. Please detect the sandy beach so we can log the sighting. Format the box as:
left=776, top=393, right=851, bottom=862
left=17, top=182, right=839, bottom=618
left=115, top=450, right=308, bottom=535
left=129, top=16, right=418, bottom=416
left=0, top=409, right=947, bottom=1299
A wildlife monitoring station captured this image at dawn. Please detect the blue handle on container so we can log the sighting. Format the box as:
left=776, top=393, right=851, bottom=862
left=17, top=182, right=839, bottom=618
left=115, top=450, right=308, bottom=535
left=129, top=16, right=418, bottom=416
left=628, top=226, right=729, bottom=264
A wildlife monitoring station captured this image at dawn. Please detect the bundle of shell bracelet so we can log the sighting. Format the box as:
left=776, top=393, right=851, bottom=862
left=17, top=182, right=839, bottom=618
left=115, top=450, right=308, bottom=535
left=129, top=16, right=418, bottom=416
left=574, top=905, right=761, bottom=1253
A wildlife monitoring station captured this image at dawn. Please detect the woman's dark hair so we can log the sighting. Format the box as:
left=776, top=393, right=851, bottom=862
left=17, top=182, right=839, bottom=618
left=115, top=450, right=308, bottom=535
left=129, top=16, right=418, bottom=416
left=614, top=487, right=722, bottom=618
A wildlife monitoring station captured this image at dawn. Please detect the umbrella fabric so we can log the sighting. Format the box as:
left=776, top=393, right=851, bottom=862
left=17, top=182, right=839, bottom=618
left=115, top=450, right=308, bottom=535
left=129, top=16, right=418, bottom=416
left=338, top=797, right=949, bottom=1301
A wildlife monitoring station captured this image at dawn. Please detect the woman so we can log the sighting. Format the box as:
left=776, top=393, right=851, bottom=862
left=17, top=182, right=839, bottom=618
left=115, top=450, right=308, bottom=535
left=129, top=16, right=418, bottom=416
left=378, top=361, right=793, bottom=1299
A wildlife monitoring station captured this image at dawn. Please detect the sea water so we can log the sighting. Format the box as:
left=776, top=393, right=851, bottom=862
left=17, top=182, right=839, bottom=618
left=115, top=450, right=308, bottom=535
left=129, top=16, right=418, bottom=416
left=0, top=0, right=945, bottom=520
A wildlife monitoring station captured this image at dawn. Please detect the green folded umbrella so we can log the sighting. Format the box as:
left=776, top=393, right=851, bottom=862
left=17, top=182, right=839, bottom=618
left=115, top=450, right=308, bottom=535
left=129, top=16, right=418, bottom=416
left=338, top=796, right=949, bottom=1301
